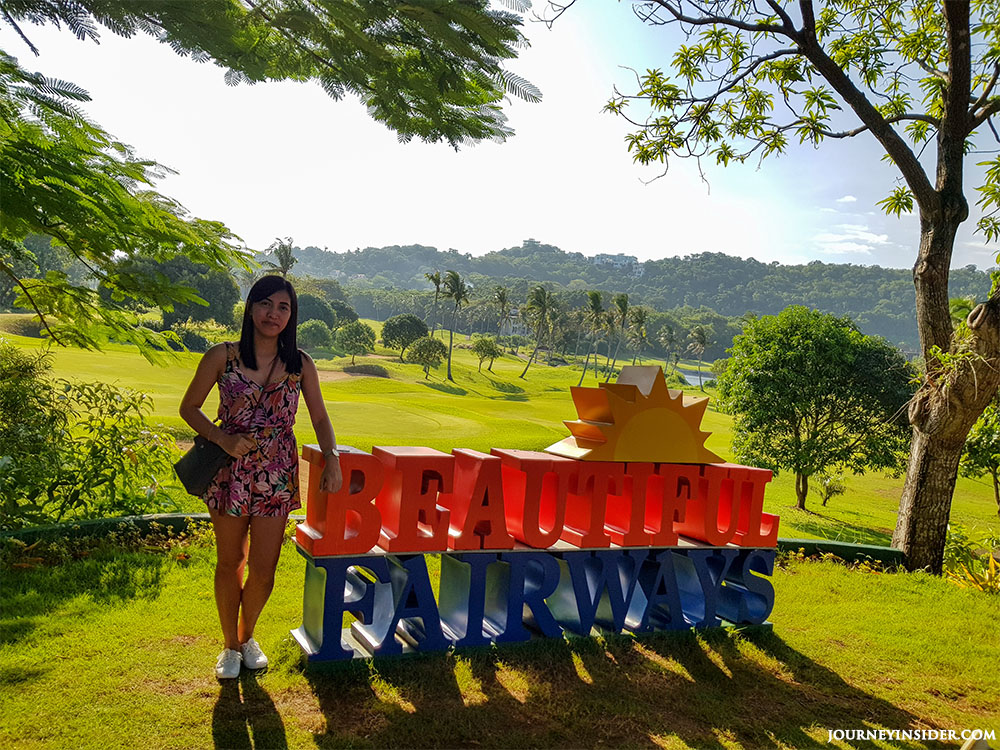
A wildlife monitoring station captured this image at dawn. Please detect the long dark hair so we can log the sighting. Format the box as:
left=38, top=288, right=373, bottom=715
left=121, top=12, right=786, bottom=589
left=239, top=275, right=303, bottom=375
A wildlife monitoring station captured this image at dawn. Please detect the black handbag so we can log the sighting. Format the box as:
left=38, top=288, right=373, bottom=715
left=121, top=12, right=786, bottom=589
left=174, top=355, right=280, bottom=496
left=174, top=434, right=232, bottom=496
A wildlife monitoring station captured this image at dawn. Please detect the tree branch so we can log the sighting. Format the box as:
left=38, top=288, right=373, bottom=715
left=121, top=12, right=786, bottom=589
left=646, top=0, right=791, bottom=37
left=0, top=261, right=64, bottom=344
left=968, top=61, right=1000, bottom=120
left=795, top=0, right=936, bottom=212
left=818, top=113, right=940, bottom=139
left=1, top=7, right=40, bottom=56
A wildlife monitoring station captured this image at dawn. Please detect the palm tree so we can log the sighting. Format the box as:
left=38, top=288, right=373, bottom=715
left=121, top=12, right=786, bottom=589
left=425, top=271, right=443, bottom=337
left=605, top=293, right=629, bottom=382
left=442, top=270, right=470, bottom=382
left=519, top=285, right=555, bottom=379
left=628, top=307, right=649, bottom=364
left=493, top=285, right=512, bottom=337
left=686, top=324, right=713, bottom=392
left=658, top=323, right=680, bottom=376
left=264, top=237, right=297, bottom=277
left=578, top=290, right=604, bottom=386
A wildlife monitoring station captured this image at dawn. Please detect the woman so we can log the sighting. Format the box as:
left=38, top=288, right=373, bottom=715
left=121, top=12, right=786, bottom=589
left=179, top=275, right=342, bottom=679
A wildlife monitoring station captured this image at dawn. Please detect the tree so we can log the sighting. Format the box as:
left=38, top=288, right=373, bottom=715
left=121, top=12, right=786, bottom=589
left=298, top=293, right=336, bottom=328
left=519, top=285, right=556, bottom=379
left=472, top=336, right=502, bottom=372
left=328, top=299, right=359, bottom=328
left=657, top=323, right=681, bottom=377
left=263, top=237, right=297, bottom=278
left=605, top=293, right=630, bottom=381
left=425, top=271, right=443, bottom=337
left=335, top=320, right=376, bottom=365
left=629, top=306, right=650, bottom=364
left=961, top=399, right=1000, bottom=516
left=686, top=324, right=714, bottom=393
left=493, top=285, right=513, bottom=337
left=579, top=291, right=605, bottom=386
left=718, top=307, right=915, bottom=511
left=6, top=0, right=538, bottom=147
left=298, top=319, right=333, bottom=352
left=409, top=336, right=448, bottom=379
left=382, top=314, right=429, bottom=362
left=3, top=0, right=538, bottom=359
left=581, top=0, right=1000, bottom=571
left=0, top=52, right=246, bottom=359
left=442, top=270, right=470, bottom=382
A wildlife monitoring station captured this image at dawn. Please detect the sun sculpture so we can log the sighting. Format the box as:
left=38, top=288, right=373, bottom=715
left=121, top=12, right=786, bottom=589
left=291, top=365, right=781, bottom=661
left=547, top=366, right=722, bottom=464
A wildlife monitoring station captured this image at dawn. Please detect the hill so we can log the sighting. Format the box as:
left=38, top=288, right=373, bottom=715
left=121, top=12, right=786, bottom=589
left=278, top=240, right=994, bottom=350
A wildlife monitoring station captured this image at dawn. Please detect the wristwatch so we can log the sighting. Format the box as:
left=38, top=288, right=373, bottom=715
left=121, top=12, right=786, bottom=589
left=323, top=448, right=340, bottom=459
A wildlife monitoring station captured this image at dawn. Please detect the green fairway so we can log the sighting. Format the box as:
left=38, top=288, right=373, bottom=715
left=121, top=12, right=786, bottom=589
left=1, top=531, right=997, bottom=749
left=2, top=329, right=997, bottom=543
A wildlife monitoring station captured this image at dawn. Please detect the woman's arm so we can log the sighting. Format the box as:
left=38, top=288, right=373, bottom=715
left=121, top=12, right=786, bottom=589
left=300, top=352, right=343, bottom=493
left=178, top=344, right=255, bottom=458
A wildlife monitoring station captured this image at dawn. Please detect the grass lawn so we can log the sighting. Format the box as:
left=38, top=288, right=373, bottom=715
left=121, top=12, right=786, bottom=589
left=2, top=327, right=997, bottom=544
left=2, top=325, right=999, bottom=749
left=1, top=530, right=997, bottom=750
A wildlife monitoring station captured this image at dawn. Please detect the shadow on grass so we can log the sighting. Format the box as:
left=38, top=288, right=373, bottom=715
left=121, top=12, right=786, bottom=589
left=300, top=629, right=940, bottom=749
left=420, top=381, right=467, bottom=396
left=787, top=510, right=893, bottom=546
left=485, top=379, right=524, bottom=395
left=212, top=672, right=288, bottom=749
left=0, top=550, right=169, bottom=648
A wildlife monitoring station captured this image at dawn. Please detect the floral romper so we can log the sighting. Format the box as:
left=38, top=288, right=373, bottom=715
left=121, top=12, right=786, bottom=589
left=202, top=342, right=302, bottom=517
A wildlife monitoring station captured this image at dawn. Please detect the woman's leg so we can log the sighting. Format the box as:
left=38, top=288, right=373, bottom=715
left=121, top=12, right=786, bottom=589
left=237, top=515, right=288, bottom=643
left=209, top=509, right=251, bottom=650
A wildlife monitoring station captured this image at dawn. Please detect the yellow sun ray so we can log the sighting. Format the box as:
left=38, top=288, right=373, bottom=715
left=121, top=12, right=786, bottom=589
left=545, top=365, right=723, bottom=464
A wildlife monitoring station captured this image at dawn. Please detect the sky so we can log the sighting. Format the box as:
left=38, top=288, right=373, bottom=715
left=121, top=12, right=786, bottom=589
left=2, top=3, right=998, bottom=271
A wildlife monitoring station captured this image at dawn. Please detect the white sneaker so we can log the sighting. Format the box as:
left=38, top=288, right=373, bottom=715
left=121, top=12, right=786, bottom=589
left=240, top=638, right=268, bottom=670
left=215, top=648, right=242, bottom=679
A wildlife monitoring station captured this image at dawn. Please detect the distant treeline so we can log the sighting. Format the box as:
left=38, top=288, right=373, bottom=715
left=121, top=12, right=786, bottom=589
left=282, top=239, right=994, bottom=351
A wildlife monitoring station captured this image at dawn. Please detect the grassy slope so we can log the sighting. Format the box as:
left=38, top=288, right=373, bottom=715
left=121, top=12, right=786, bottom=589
left=2, top=327, right=996, bottom=544
left=1, top=536, right=997, bottom=750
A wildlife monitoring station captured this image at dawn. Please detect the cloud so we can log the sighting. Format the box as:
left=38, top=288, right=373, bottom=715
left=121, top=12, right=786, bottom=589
left=813, top=224, right=890, bottom=255
left=836, top=195, right=858, bottom=203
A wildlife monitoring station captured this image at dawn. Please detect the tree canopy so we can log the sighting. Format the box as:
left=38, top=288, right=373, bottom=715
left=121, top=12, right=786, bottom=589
left=718, top=306, right=915, bottom=510
left=1, top=0, right=538, bottom=359
left=381, top=314, right=429, bottom=361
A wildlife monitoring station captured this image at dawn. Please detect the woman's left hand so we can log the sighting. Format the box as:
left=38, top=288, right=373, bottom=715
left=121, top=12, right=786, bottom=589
left=320, top=456, right=343, bottom=494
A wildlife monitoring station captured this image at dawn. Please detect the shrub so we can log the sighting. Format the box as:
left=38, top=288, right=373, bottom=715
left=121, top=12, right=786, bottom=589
left=0, top=314, right=44, bottom=337
left=0, top=340, right=181, bottom=529
left=299, top=319, right=333, bottom=351
left=343, top=364, right=389, bottom=378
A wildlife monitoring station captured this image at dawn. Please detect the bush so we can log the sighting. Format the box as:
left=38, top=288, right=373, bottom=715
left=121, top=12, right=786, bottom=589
left=343, top=364, right=389, bottom=378
left=0, top=314, right=43, bottom=337
left=0, top=340, right=182, bottom=530
left=299, top=318, right=333, bottom=351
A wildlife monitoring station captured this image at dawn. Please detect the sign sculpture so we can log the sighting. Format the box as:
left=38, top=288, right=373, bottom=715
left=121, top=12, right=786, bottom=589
left=292, top=366, right=780, bottom=660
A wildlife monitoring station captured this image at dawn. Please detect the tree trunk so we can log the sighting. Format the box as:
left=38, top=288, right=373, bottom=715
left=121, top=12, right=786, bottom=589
left=446, top=325, right=455, bottom=382
left=991, top=468, right=999, bottom=517
left=795, top=473, right=808, bottom=510
left=892, top=219, right=1000, bottom=572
